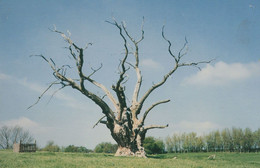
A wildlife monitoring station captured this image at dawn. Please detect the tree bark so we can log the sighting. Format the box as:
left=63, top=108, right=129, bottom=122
left=111, top=123, right=147, bottom=157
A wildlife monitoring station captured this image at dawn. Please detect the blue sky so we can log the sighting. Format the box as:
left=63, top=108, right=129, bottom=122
left=0, top=0, right=259, bottom=149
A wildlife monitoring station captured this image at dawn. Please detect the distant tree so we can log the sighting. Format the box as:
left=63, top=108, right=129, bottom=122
left=181, top=133, right=189, bottom=152
left=65, top=145, right=80, bottom=153
left=165, top=135, right=174, bottom=153
left=188, top=132, right=197, bottom=152
left=11, top=126, right=34, bottom=144
left=196, top=136, right=204, bottom=152
left=214, top=130, right=222, bottom=152
left=42, top=140, right=60, bottom=152
left=205, top=133, right=213, bottom=152
left=0, top=126, right=11, bottom=149
left=166, top=127, right=260, bottom=153
left=177, top=134, right=183, bottom=153
left=165, top=133, right=181, bottom=153
left=243, top=128, right=254, bottom=152
left=232, top=127, right=243, bottom=152
left=143, top=136, right=165, bottom=154
left=64, top=145, right=92, bottom=153
left=253, top=128, right=260, bottom=152
left=173, top=133, right=180, bottom=153
left=0, top=125, right=34, bottom=149
left=94, top=142, right=117, bottom=153
left=221, top=128, right=234, bottom=152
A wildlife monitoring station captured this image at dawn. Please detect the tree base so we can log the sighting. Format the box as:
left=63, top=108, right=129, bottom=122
left=115, top=147, right=146, bottom=158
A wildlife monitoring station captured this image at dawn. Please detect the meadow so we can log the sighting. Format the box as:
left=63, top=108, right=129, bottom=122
left=0, top=150, right=259, bottom=168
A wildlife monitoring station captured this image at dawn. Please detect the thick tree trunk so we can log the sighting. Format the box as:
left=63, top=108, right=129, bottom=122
left=111, top=123, right=147, bottom=157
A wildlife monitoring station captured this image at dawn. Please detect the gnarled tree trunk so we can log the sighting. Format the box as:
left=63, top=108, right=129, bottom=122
left=29, top=18, right=211, bottom=157
left=112, top=123, right=146, bottom=157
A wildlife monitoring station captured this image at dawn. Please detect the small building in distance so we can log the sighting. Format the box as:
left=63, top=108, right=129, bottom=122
left=13, top=140, right=36, bottom=153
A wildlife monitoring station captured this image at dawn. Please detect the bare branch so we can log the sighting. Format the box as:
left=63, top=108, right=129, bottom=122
left=30, top=53, right=118, bottom=122
left=68, top=46, right=77, bottom=60
left=138, top=64, right=178, bottom=112
left=131, top=65, right=142, bottom=105
left=67, top=30, right=71, bottom=37
left=27, top=81, right=59, bottom=109
left=93, top=115, right=106, bottom=128
left=50, top=58, right=56, bottom=67
left=122, top=18, right=144, bottom=44
left=136, top=26, right=181, bottom=111
left=83, top=76, right=119, bottom=113
left=105, top=18, right=117, bottom=26
left=179, top=59, right=214, bottom=70
left=138, top=27, right=212, bottom=114
left=101, top=94, right=107, bottom=100
left=136, top=16, right=145, bottom=44
left=121, top=19, right=145, bottom=106
left=30, top=55, right=56, bottom=72
left=112, top=84, right=127, bottom=120
left=88, top=63, right=103, bottom=78
left=49, top=25, right=73, bottom=45
left=107, top=18, right=130, bottom=118
left=178, top=36, right=188, bottom=59
left=47, top=85, right=67, bottom=105
left=141, top=99, right=170, bottom=125
left=125, top=61, right=135, bottom=68
left=50, top=26, right=120, bottom=113
left=121, top=74, right=129, bottom=85
left=76, top=55, right=119, bottom=113
left=162, top=25, right=178, bottom=63
left=84, top=42, right=93, bottom=50
left=144, top=124, right=169, bottom=131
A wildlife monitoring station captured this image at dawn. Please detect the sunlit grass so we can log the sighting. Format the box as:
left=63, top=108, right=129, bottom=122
left=0, top=150, right=259, bottom=168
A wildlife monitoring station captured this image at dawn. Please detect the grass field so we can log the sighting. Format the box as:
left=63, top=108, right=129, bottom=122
left=0, top=150, right=259, bottom=168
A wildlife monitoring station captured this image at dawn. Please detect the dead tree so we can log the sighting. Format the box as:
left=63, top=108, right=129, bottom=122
left=29, top=18, right=211, bottom=157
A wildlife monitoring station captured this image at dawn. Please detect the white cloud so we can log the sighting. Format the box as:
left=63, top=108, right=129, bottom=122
left=0, top=117, right=39, bottom=130
left=141, top=58, right=163, bottom=70
left=18, top=78, right=47, bottom=94
left=184, top=61, right=260, bottom=86
left=0, top=72, right=11, bottom=80
left=174, top=120, right=221, bottom=135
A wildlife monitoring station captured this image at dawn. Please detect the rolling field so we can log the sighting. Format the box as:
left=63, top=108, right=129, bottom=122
left=0, top=150, right=259, bottom=168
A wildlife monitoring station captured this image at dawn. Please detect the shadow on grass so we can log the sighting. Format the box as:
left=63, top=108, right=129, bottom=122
left=81, top=153, right=115, bottom=158
left=147, top=154, right=177, bottom=159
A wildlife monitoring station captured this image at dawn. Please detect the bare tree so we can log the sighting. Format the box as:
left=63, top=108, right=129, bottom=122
left=29, top=18, right=211, bottom=157
left=11, top=126, right=34, bottom=144
left=0, top=126, right=11, bottom=149
left=0, top=125, right=34, bottom=149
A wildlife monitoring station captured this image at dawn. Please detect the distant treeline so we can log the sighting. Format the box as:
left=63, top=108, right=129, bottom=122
left=2, top=125, right=259, bottom=154
left=40, top=139, right=164, bottom=154
left=40, top=140, right=93, bottom=153
left=165, top=127, right=260, bottom=153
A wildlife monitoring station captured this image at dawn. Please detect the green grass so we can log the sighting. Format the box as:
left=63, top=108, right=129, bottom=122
left=0, top=150, right=259, bottom=168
